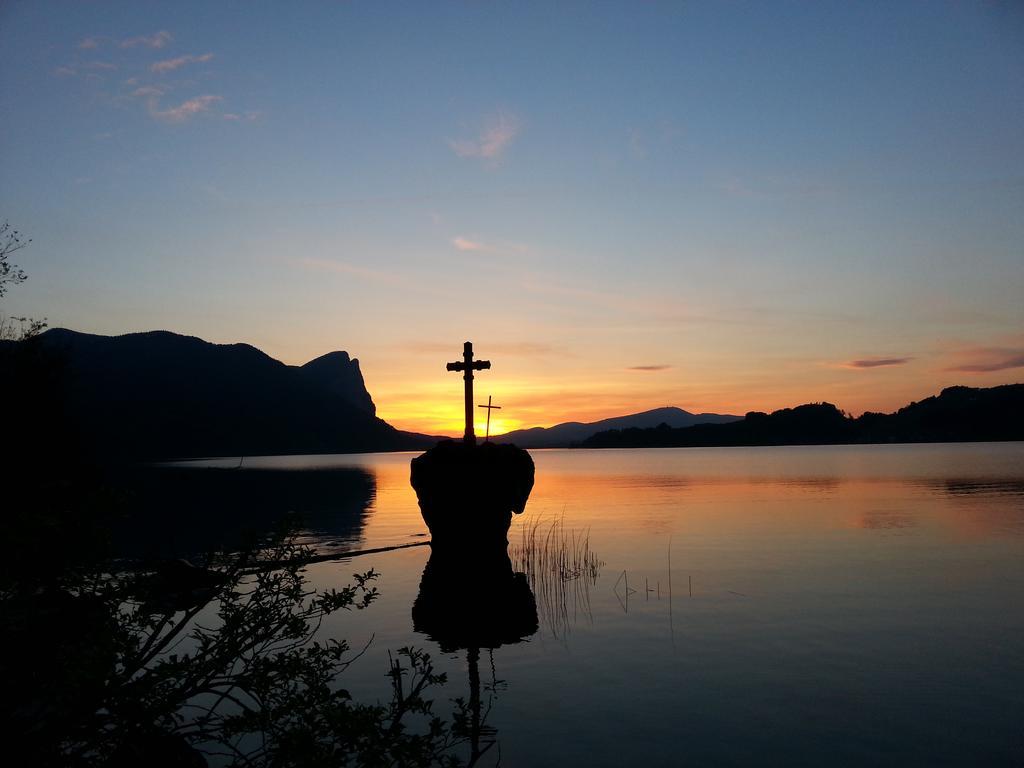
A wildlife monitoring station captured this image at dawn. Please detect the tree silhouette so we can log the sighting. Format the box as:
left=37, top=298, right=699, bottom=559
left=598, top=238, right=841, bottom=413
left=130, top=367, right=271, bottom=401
left=0, top=220, right=46, bottom=340
left=0, top=220, right=30, bottom=298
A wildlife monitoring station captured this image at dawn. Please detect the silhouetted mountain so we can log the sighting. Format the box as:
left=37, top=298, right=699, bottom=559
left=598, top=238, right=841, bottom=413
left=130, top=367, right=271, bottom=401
left=0, top=328, right=431, bottom=460
left=493, top=406, right=741, bottom=448
left=299, top=350, right=376, bottom=415
left=580, top=385, right=1024, bottom=448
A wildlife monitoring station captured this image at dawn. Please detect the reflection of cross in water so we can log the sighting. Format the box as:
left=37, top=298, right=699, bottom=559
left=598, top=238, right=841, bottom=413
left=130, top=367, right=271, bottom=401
left=466, top=646, right=497, bottom=765
left=478, top=395, right=501, bottom=442
left=446, top=341, right=491, bottom=445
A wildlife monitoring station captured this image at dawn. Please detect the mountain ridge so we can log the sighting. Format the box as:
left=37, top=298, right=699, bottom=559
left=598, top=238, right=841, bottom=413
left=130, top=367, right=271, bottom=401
left=580, top=385, right=1024, bottom=448
left=1, top=328, right=429, bottom=460
left=492, top=406, right=741, bottom=448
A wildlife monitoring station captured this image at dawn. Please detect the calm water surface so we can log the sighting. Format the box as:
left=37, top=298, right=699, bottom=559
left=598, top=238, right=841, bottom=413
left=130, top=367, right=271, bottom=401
left=178, top=444, right=1024, bottom=766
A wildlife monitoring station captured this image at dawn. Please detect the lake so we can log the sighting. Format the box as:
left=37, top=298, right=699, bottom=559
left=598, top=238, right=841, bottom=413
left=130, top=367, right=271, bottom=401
left=169, top=443, right=1024, bottom=766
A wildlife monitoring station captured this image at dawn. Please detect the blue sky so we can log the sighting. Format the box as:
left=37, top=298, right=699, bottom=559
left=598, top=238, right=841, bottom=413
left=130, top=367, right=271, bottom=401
left=2, top=1, right=1022, bottom=433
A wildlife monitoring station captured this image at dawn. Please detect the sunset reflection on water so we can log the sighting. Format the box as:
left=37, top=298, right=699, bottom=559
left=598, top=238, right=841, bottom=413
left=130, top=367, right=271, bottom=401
left=178, top=443, right=1024, bottom=765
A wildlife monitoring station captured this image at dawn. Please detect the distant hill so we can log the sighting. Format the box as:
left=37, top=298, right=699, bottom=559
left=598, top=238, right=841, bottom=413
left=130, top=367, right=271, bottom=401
left=0, top=328, right=432, bottom=460
left=580, top=385, right=1024, bottom=448
left=493, top=406, right=741, bottom=448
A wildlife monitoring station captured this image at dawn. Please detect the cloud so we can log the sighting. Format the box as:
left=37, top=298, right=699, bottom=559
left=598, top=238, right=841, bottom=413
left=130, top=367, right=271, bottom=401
left=841, top=357, right=913, bottom=369
left=56, top=61, right=116, bottom=77
left=449, top=112, right=521, bottom=162
left=151, top=53, right=214, bottom=74
left=715, top=173, right=831, bottom=200
left=452, top=236, right=487, bottom=252
left=298, top=257, right=399, bottom=284
left=520, top=276, right=708, bottom=323
left=78, top=37, right=100, bottom=50
left=400, top=341, right=562, bottom=357
left=223, top=110, right=262, bottom=122
left=945, top=349, right=1024, bottom=373
left=149, top=94, right=221, bottom=122
left=452, top=235, right=532, bottom=255
left=628, top=365, right=672, bottom=372
left=132, top=85, right=165, bottom=98
left=121, top=30, right=172, bottom=49
left=488, top=342, right=561, bottom=357
left=627, top=129, right=647, bottom=160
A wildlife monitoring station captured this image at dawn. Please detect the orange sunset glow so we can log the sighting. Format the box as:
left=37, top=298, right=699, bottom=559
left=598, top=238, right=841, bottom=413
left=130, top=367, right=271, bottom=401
left=366, top=338, right=1024, bottom=436
left=4, top=4, right=1024, bottom=766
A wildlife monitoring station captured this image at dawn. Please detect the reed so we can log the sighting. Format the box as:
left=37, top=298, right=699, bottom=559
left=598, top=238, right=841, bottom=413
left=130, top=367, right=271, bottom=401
left=509, top=513, right=604, bottom=640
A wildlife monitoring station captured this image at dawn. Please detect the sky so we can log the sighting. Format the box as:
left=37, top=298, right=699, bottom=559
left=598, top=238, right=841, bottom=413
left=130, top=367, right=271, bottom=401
left=1, top=1, right=1022, bottom=436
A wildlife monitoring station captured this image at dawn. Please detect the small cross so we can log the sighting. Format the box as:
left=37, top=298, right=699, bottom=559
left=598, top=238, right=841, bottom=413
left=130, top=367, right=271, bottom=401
left=478, top=395, right=501, bottom=442
left=446, top=341, right=491, bottom=445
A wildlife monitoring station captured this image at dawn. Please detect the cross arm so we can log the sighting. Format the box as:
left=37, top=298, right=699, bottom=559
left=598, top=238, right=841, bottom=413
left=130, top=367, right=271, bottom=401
left=446, top=361, right=466, bottom=371
left=472, top=360, right=491, bottom=370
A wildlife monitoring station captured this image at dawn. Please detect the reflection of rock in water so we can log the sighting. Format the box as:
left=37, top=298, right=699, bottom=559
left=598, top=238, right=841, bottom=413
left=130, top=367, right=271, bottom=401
left=412, top=547, right=538, bottom=765
left=412, top=548, right=538, bottom=653
left=410, top=441, right=534, bottom=550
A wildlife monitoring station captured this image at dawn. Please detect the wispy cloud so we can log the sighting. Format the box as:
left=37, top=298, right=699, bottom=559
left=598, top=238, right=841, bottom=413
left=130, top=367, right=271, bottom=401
left=121, top=30, right=172, bottom=49
left=298, top=257, right=399, bottom=284
left=628, top=365, right=672, bottom=371
left=151, top=53, right=214, bottom=74
left=715, top=172, right=831, bottom=200
left=519, top=276, right=711, bottom=324
left=401, top=341, right=563, bottom=357
left=489, top=342, right=562, bottom=357
left=452, top=236, right=488, bottom=252
left=945, top=347, right=1024, bottom=373
left=840, top=357, right=913, bottom=369
left=627, top=129, right=647, bottom=160
left=149, top=94, right=221, bottom=122
left=449, top=111, right=521, bottom=162
left=53, top=61, right=116, bottom=78
left=78, top=37, right=100, bottom=50
left=132, top=85, right=165, bottom=98
left=223, top=110, right=262, bottom=122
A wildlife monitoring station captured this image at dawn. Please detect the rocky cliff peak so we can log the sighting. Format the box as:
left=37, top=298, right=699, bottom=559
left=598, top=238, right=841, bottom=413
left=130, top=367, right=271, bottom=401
left=299, top=351, right=376, bottom=416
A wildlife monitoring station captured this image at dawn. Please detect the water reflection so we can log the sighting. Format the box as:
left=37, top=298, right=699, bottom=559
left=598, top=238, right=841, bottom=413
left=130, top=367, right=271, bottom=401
left=193, top=444, right=1024, bottom=766
left=509, top=516, right=603, bottom=642
left=935, top=478, right=1024, bottom=496
left=112, top=466, right=376, bottom=559
left=855, top=509, right=918, bottom=531
left=412, top=547, right=538, bottom=764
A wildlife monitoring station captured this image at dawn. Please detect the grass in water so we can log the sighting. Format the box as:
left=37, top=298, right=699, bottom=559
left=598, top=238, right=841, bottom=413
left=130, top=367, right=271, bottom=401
left=510, top=513, right=604, bottom=640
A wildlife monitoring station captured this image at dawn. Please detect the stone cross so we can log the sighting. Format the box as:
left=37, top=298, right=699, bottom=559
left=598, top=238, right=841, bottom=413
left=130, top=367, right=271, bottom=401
left=446, top=341, right=491, bottom=445
left=478, top=395, right=501, bottom=442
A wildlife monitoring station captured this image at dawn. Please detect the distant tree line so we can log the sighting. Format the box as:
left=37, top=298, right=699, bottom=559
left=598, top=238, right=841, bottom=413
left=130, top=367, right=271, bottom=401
left=580, top=385, right=1024, bottom=448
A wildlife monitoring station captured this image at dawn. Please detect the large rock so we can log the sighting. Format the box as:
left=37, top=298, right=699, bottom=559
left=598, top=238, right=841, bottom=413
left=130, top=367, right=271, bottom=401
left=409, top=441, right=534, bottom=551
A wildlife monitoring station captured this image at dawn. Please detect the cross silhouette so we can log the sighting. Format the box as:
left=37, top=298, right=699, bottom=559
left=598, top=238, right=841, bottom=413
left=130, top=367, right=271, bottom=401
left=446, top=341, right=490, bottom=445
left=478, top=395, right=501, bottom=442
